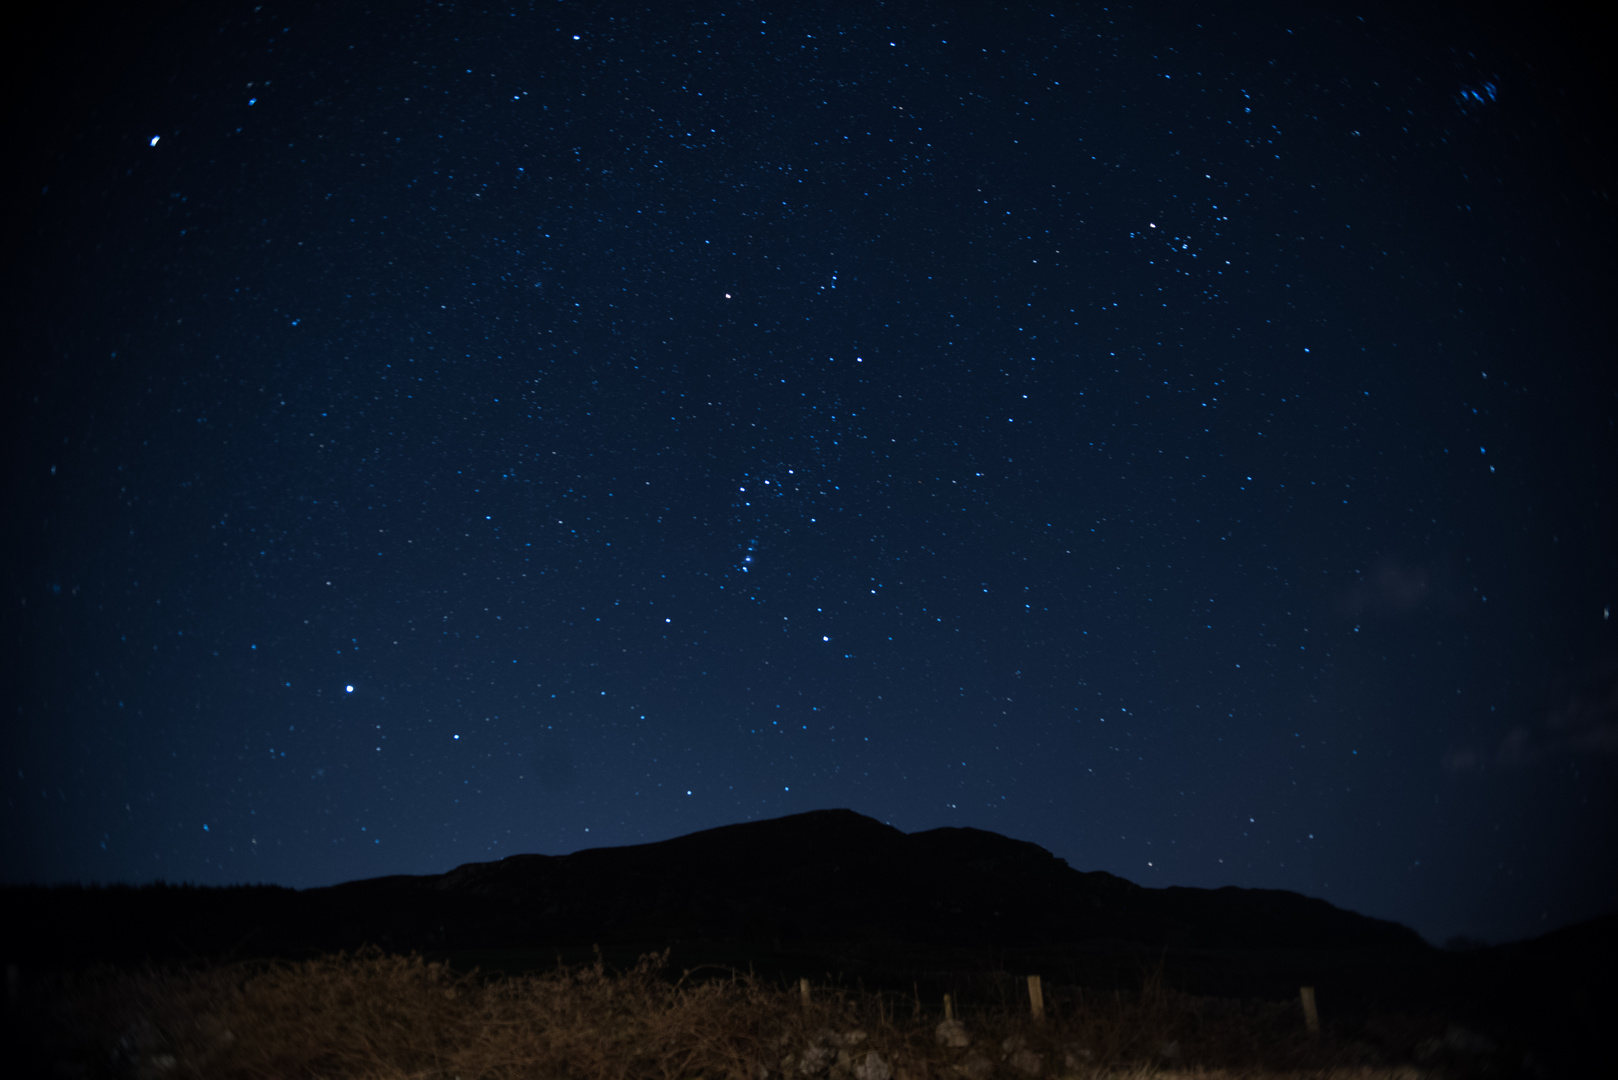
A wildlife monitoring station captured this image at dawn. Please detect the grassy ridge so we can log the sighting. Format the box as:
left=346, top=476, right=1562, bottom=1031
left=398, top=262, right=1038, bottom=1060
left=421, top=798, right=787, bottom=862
left=13, top=947, right=1478, bottom=1079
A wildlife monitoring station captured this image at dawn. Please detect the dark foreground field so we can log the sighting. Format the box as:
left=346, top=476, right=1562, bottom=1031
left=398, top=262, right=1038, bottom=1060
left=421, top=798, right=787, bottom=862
left=4, top=939, right=1608, bottom=1080
left=4, top=812, right=1609, bottom=1078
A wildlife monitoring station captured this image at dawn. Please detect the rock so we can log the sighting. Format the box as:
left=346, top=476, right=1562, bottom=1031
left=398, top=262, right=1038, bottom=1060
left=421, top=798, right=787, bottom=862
left=798, top=1043, right=834, bottom=1075
left=853, top=1051, right=892, bottom=1080
left=999, top=1035, right=1040, bottom=1076
left=798, top=1029, right=870, bottom=1075
left=834, top=1031, right=870, bottom=1074
left=935, top=1019, right=971, bottom=1048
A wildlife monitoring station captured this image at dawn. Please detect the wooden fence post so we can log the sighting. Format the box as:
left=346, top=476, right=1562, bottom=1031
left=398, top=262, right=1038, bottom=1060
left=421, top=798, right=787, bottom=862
left=1299, top=986, right=1319, bottom=1036
left=801, top=977, right=811, bottom=1011
left=944, top=993, right=955, bottom=1022
left=1027, top=975, right=1045, bottom=1022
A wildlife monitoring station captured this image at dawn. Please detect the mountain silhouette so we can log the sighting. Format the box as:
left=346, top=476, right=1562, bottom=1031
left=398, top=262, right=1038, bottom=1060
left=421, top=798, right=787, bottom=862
left=312, top=809, right=1426, bottom=954
left=3, top=809, right=1427, bottom=967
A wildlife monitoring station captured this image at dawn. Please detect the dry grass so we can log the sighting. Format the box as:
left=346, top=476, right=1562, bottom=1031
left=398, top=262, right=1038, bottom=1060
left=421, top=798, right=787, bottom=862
left=19, top=947, right=1446, bottom=1080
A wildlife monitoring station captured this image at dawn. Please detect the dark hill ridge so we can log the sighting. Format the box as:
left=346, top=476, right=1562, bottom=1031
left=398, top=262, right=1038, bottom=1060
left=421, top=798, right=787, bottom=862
left=317, top=809, right=1425, bottom=954
left=6, top=813, right=1610, bottom=1078
left=1, top=809, right=1428, bottom=967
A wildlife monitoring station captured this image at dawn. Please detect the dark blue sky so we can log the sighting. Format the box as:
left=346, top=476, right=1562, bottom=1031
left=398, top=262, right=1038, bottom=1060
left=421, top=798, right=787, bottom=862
left=5, top=0, right=1613, bottom=948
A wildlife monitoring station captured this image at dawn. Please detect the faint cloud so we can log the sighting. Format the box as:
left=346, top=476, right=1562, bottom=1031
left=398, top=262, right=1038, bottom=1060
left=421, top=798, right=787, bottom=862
left=1444, top=646, right=1618, bottom=772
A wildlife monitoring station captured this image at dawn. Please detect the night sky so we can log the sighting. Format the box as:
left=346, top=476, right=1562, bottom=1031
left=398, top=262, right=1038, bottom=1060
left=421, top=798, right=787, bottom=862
left=5, top=0, right=1614, bottom=950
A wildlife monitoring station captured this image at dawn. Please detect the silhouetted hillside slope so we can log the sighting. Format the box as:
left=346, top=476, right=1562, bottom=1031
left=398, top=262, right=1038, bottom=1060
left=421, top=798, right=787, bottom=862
left=2, top=809, right=1427, bottom=966
left=322, top=809, right=1424, bottom=953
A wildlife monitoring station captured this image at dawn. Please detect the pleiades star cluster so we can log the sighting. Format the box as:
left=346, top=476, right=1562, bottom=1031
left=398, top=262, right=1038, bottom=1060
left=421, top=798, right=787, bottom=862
left=5, top=0, right=1613, bottom=948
